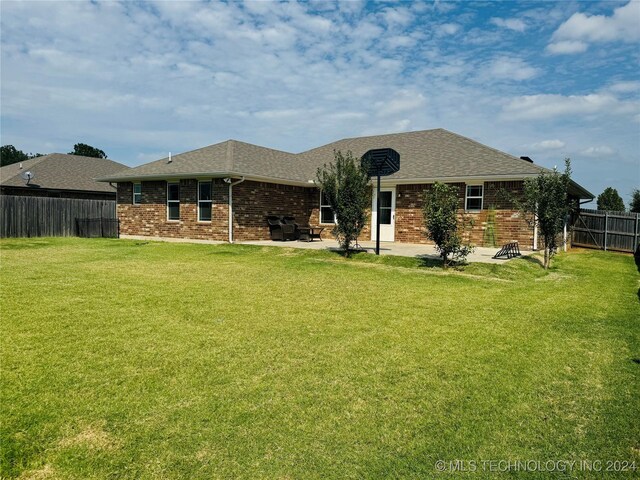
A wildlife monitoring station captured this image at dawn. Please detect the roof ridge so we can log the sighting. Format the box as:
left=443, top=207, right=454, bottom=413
left=296, top=128, right=444, bottom=154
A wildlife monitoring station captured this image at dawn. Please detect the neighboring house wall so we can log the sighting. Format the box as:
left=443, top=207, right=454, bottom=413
left=1, top=186, right=115, bottom=201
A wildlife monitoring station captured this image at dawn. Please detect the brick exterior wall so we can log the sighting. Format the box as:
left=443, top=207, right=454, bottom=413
left=116, top=178, right=535, bottom=248
left=395, top=181, right=535, bottom=248
left=117, top=179, right=229, bottom=240
left=232, top=181, right=314, bottom=241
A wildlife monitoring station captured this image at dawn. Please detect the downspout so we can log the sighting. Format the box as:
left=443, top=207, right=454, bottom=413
left=226, top=177, right=245, bottom=243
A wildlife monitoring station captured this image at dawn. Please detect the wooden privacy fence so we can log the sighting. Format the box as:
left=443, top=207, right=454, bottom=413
left=572, top=208, right=639, bottom=253
left=0, top=195, right=117, bottom=238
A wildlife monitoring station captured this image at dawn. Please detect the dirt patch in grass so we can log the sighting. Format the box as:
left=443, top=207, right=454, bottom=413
left=58, top=423, right=121, bottom=451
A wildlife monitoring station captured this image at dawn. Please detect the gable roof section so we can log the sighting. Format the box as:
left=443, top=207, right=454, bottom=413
left=1, top=153, right=128, bottom=193
left=98, top=128, right=593, bottom=198
left=295, top=129, right=547, bottom=181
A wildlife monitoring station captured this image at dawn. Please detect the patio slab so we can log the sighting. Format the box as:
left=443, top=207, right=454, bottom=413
left=239, top=239, right=531, bottom=264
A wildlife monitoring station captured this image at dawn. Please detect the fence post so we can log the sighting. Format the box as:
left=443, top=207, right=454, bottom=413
left=635, top=213, right=639, bottom=252
left=603, top=211, right=608, bottom=251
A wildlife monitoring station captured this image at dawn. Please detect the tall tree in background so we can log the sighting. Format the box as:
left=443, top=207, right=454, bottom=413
left=1, top=145, right=43, bottom=167
left=422, top=182, right=473, bottom=268
left=597, top=187, right=625, bottom=212
left=316, top=150, right=371, bottom=256
left=629, top=189, right=640, bottom=213
left=69, top=143, right=107, bottom=159
left=518, top=158, right=573, bottom=270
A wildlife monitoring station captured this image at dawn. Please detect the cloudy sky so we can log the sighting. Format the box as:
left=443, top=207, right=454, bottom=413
left=1, top=0, right=639, bottom=204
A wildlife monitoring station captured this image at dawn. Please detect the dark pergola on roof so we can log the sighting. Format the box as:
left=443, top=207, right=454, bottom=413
left=1, top=153, right=128, bottom=193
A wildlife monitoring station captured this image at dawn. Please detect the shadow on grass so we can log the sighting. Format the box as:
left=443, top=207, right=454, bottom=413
left=0, top=240, right=52, bottom=250
left=415, top=254, right=444, bottom=269
left=520, top=255, right=544, bottom=268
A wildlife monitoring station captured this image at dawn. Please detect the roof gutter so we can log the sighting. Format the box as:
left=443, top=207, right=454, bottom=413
left=224, top=177, right=245, bottom=243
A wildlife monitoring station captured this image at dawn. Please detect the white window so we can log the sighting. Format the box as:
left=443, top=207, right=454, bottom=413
left=320, top=191, right=335, bottom=224
left=167, top=182, right=180, bottom=220
left=465, top=184, right=483, bottom=211
left=133, top=183, right=141, bottom=205
left=198, top=181, right=212, bottom=222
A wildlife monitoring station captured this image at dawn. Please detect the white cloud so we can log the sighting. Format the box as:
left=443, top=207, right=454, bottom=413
left=437, top=23, right=461, bottom=35
left=487, top=57, right=539, bottom=81
left=609, top=81, right=640, bottom=93
left=490, top=17, right=526, bottom=32
left=581, top=146, right=616, bottom=157
left=528, top=139, right=566, bottom=151
left=546, top=40, right=588, bottom=55
left=551, top=1, right=640, bottom=44
left=502, top=93, right=630, bottom=120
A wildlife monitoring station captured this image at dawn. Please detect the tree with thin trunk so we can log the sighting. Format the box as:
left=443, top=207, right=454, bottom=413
left=422, top=182, right=473, bottom=268
left=315, top=150, right=371, bottom=257
left=518, top=158, right=573, bottom=270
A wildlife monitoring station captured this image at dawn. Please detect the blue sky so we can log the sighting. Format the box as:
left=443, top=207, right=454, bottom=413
left=1, top=0, right=639, bottom=205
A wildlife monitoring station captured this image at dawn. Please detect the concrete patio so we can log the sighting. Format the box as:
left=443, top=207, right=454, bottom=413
left=239, top=239, right=531, bottom=264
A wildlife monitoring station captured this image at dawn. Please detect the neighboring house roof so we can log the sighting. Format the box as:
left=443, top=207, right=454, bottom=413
left=98, top=128, right=593, bottom=198
left=1, top=153, right=128, bottom=193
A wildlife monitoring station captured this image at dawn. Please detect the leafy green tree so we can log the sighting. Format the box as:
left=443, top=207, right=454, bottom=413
left=1, top=145, right=44, bottom=167
left=518, top=158, right=573, bottom=270
left=315, top=150, right=371, bottom=256
left=422, top=182, right=473, bottom=268
left=597, top=187, right=625, bottom=212
left=629, top=189, right=640, bottom=213
left=69, top=143, right=107, bottom=158
left=1, top=145, right=29, bottom=167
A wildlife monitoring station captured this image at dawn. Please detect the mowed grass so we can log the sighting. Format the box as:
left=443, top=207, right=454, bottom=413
left=1, top=238, right=638, bottom=479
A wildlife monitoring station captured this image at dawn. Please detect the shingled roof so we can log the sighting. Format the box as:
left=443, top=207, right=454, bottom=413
left=98, top=128, right=593, bottom=198
left=1, top=153, right=128, bottom=193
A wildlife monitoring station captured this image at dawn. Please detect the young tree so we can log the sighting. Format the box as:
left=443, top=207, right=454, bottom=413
left=422, top=182, right=473, bottom=268
left=69, top=143, right=107, bottom=158
left=597, top=187, right=625, bottom=212
left=316, top=150, right=371, bottom=256
left=629, top=189, right=640, bottom=213
left=518, top=158, right=573, bottom=270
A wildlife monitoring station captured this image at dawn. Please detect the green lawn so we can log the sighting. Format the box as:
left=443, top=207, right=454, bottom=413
left=1, top=238, right=638, bottom=479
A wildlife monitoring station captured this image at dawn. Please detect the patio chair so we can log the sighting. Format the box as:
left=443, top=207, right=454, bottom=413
left=266, top=215, right=296, bottom=241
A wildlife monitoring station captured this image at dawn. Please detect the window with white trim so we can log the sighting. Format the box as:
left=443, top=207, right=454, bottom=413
left=465, top=184, right=483, bottom=211
left=319, top=191, right=335, bottom=224
left=167, top=182, right=180, bottom=220
left=133, top=183, right=141, bottom=205
left=198, top=181, right=212, bottom=222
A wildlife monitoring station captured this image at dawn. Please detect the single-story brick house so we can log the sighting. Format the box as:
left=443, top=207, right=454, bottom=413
left=1, top=153, right=128, bottom=200
left=99, top=128, right=593, bottom=248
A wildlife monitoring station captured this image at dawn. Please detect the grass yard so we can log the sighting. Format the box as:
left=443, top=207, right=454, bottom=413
left=1, top=238, right=638, bottom=479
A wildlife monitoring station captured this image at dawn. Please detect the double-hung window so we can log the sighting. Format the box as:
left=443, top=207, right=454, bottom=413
left=320, top=191, right=335, bottom=224
left=133, top=183, right=141, bottom=205
left=198, top=181, right=212, bottom=222
left=465, top=184, right=484, bottom=211
left=167, top=182, right=180, bottom=220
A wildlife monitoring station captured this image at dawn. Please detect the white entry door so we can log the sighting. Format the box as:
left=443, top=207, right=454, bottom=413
left=371, top=187, right=396, bottom=242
